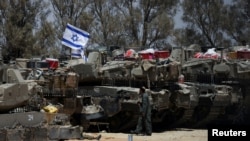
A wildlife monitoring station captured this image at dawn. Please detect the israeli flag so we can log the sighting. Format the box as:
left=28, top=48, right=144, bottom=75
left=62, top=23, right=90, bottom=50
left=71, top=48, right=82, bottom=58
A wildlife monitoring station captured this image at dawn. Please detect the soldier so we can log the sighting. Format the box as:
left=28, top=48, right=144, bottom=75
left=131, top=87, right=152, bottom=136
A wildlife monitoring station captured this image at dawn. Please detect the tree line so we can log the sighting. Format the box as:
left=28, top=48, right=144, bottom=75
left=0, top=0, right=249, bottom=60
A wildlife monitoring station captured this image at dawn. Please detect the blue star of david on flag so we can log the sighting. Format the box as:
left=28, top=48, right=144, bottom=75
left=71, top=34, right=79, bottom=42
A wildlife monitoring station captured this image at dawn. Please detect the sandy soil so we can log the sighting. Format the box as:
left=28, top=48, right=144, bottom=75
left=68, top=128, right=208, bottom=141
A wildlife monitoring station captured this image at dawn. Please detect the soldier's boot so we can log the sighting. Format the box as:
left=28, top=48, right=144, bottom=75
left=96, top=134, right=102, bottom=140
left=82, top=133, right=101, bottom=140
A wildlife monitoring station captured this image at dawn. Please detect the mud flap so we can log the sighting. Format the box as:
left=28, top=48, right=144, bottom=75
left=23, top=127, right=48, bottom=141
left=48, top=126, right=82, bottom=140
left=6, top=129, right=24, bottom=141
left=33, top=128, right=48, bottom=141
left=0, top=112, right=45, bottom=129
left=0, top=130, right=7, bottom=141
left=16, top=112, right=45, bottom=127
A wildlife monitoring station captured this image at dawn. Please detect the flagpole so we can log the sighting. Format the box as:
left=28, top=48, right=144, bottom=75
left=70, top=48, right=72, bottom=60
left=70, top=48, right=73, bottom=69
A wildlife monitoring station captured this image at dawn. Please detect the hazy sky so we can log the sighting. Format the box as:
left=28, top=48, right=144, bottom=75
left=173, top=0, right=233, bottom=29
left=174, top=6, right=185, bottom=29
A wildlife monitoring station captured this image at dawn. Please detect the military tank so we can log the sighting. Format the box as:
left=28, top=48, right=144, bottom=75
left=63, top=47, right=245, bottom=132
left=0, top=60, right=85, bottom=140
left=180, top=45, right=250, bottom=126
left=1, top=44, right=247, bottom=137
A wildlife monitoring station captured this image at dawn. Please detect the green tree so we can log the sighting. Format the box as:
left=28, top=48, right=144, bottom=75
left=173, top=28, right=204, bottom=47
left=33, top=21, right=59, bottom=58
left=0, top=0, right=50, bottom=60
left=88, top=0, right=125, bottom=46
left=113, top=0, right=178, bottom=49
left=51, top=0, right=92, bottom=32
left=222, top=0, right=250, bottom=45
left=181, top=0, right=227, bottom=47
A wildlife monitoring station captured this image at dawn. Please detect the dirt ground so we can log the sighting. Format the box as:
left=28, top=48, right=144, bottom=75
left=68, top=128, right=208, bottom=141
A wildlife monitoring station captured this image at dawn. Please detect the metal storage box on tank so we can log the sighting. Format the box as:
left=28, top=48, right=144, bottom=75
left=139, top=53, right=154, bottom=59
left=15, top=58, right=29, bottom=68
left=154, top=51, right=170, bottom=59
left=228, top=52, right=237, bottom=59
left=46, top=58, right=59, bottom=69
left=237, top=51, right=250, bottom=59
left=27, top=61, right=49, bottom=68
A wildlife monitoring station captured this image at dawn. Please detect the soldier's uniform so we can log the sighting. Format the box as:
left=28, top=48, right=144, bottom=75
left=132, top=87, right=152, bottom=136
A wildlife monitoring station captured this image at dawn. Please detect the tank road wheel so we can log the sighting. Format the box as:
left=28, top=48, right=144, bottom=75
left=193, top=106, right=211, bottom=120
left=108, top=111, right=137, bottom=132
left=109, top=115, right=122, bottom=132
left=80, top=119, right=91, bottom=131
left=165, top=108, right=189, bottom=128
left=191, top=106, right=211, bottom=127
left=70, top=113, right=81, bottom=126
